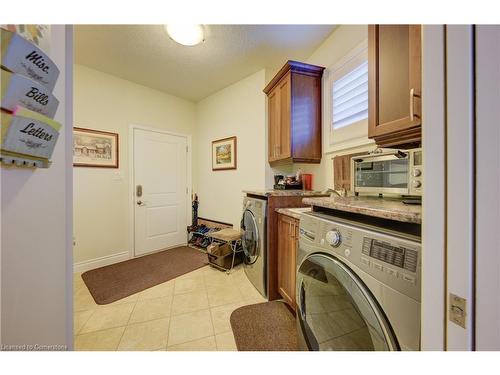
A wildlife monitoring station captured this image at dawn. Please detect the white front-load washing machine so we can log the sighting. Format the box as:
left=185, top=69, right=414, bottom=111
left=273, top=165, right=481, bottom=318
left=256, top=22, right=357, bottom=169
left=296, top=211, right=421, bottom=351
left=241, top=197, right=267, bottom=299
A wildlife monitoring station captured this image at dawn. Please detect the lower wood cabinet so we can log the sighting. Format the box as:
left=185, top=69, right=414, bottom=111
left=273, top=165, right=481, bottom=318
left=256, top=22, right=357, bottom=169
left=277, top=213, right=299, bottom=311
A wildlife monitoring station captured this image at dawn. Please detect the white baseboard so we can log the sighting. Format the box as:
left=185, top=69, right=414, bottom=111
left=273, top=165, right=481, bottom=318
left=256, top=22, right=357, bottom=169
left=73, top=251, right=129, bottom=273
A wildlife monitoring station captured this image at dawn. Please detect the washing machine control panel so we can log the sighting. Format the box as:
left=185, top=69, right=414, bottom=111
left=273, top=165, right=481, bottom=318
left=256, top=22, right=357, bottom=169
left=310, top=214, right=421, bottom=302
left=325, top=229, right=342, bottom=247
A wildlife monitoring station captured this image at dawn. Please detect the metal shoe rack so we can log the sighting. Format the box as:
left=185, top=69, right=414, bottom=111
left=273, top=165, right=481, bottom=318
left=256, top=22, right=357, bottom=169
left=206, top=229, right=244, bottom=274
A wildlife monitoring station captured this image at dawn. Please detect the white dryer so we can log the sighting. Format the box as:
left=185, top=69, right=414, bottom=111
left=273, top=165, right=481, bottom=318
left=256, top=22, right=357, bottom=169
left=296, top=211, right=421, bottom=351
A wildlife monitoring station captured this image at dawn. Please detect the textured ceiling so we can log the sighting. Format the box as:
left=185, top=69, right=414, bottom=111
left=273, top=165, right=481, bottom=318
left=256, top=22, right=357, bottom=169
left=74, top=25, right=335, bottom=102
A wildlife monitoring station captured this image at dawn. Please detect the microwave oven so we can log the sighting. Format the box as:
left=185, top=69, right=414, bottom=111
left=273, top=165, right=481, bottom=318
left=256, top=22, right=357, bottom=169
left=351, top=148, right=423, bottom=196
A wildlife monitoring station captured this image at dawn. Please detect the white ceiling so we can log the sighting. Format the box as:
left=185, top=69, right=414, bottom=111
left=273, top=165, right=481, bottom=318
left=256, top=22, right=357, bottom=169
left=74, top=25, right=335, bottom=102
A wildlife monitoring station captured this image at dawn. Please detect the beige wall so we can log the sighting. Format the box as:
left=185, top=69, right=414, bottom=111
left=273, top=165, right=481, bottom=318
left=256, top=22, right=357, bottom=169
left=195, top=70, right=267, bottom=228
left=73, top=65, right=196, bottom=266
left=1, top=26, right=73, bottom=347
left=271, top=25, right=372, bottom=191
left=72, top=25, right=370, bottom=269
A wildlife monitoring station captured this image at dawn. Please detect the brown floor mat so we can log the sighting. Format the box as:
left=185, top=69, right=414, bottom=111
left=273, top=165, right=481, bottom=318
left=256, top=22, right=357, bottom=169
left=81, top=246, right=207, bottom=304
left=230, top=301, right=299, bottom=351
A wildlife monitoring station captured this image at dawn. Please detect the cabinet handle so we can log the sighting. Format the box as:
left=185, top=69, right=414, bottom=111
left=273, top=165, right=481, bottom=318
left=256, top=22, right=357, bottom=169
left=409, top=88, right=415, bottom=121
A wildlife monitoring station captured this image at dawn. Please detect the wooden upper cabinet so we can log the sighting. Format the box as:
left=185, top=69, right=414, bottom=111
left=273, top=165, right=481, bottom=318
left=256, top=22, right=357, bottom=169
left=264, top=61, right=325, bottom=165
left=368, top=25, right=422, bottom=147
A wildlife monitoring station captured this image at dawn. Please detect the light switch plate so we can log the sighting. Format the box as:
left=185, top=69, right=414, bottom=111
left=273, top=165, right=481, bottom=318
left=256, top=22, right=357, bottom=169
left=449, top=293, right=467, bottom=328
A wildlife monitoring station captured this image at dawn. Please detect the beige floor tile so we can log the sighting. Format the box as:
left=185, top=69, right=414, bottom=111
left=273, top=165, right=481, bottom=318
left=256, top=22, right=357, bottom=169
left=117, top=317, right=170, bottom=351
left=73, top=274, right=86, bottom=291
left=168, top=309, right=214, bottom=346
left=167, top=336, right=217, bottom=351
left=204, top=270, right=233, bottom=288
left=129, top=296, right=173, bottom=324
left=174, top=276, right=205, bottom=295
left=242, top=295, right=268, bottom=305
left=215, top=331, right=237, bottom=351
left=108, top=293, right=140, bottom=306
left=206, top=285, right=243, bottom=307
left=80, top=303, right=135, bottom=334
left=210, top=301, right=246, bottom=334
left=227, top=268, right=249, bottom=284
left=175, top=266, right=207, bottom=280
left=238, top=282, right=266, bottom=302
left=138, top=281, right=174, bottom=301
left=171, top=290, right=209, bottom=316
left=74, top=288, right=98, bottom=312
left=74, top=327, right=125, bottom=351
left=74, top=310, right=95, bottom=335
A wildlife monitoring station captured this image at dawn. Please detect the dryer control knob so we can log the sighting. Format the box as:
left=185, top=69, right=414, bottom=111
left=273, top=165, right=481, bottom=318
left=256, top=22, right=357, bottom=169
left=326, top=230, right=342, bottom=247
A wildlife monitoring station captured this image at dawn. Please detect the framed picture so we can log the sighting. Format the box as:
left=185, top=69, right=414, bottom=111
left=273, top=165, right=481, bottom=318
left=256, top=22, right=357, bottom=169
left=212, top=136, right=237, bottom=171
left=73, top=127, right=119, bottom=168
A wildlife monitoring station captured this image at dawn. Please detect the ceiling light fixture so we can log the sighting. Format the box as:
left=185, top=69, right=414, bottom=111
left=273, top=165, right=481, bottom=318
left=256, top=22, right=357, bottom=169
left=165, top=25, right=204, bottom=46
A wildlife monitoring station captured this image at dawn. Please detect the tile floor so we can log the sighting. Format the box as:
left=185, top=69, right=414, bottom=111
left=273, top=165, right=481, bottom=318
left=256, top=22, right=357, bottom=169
left=74, top=264, right=267, bottom=351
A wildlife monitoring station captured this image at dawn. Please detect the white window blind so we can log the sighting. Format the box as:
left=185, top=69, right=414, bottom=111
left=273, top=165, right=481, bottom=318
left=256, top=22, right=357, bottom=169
left=332, top=60, right=368, bottom=129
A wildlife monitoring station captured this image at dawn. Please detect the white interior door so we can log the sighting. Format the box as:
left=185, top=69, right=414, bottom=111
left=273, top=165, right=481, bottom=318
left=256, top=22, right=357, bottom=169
left=133, top=128, right=187, bottom=256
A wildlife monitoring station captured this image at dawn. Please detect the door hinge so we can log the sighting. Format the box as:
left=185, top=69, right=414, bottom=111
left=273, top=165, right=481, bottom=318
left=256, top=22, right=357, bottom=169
left=186, top=145, right=188, bottom=153
left=186, top=187, right=188, bottom=194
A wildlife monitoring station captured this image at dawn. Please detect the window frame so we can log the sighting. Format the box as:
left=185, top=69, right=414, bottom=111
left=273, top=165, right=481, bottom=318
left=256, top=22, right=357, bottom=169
left=323, top=39, right=374, bottom=153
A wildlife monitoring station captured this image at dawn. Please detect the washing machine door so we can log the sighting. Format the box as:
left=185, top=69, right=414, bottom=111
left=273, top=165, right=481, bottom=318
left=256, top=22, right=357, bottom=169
left=240, top=209, right=260, bottom=265
left=297, top=253, right=399, bottom=351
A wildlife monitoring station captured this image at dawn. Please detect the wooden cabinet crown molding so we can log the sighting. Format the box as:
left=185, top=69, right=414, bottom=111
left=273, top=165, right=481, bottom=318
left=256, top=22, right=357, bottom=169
left=263, top=60, right=325, bottom=94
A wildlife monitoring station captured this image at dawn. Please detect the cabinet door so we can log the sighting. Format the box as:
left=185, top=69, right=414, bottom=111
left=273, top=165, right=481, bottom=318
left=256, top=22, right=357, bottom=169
left=290, top=220, right=298, bottom=309
left=268, top=87, right=280, bottom=162
left=278, top=73, right=291, bottom=160
left=277, top=214, right=297, bottom=310
left=368, top=25, right=422, bottom=142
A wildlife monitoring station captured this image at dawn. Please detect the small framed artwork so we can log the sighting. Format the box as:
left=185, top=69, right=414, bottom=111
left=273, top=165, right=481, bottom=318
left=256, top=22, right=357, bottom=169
left=73, top=127, right=119, bottom=168
left=212, top=136, right=237, bottom=171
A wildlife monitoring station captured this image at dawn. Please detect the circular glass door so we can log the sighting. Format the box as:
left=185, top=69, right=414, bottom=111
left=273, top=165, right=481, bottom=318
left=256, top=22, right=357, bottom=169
left=297, top=253, right=398, bottom=351
left=240, top=209, right=260, bottom=265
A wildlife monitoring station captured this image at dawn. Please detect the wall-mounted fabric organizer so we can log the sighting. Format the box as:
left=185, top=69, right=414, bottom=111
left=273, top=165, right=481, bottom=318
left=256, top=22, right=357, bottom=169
left=1, top=28, right=59, bottom=91
left=1, top=26, right=61, bottom=168
left=1, top=69, right=59, bottom=118
left=1, top=107, right=61, bottom=168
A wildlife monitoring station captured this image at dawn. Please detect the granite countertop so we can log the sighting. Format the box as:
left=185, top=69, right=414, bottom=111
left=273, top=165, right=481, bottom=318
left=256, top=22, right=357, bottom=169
left=275, top=207, right=312, bottom=220
left=243, top=189, right=329, bottom=197
left=302, top=196, right=422, bottom=224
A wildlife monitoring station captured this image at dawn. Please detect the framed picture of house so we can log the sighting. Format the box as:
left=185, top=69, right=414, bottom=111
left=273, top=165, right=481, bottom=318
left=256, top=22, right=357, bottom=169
left=212, top=136, right=237, bottom=171
left=73, top=127, right=119, bottom=168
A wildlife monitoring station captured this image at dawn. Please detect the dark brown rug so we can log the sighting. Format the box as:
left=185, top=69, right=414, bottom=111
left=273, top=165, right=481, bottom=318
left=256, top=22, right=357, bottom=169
left=230, top=301, right=299, bottom=351
left=81, top=246, right=207, bottom=305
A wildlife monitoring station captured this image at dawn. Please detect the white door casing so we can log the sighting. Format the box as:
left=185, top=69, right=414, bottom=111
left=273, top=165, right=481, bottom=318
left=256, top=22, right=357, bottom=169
left=133, top=127, right=188, bottom=256
left=446, top=25, right=475, bottom=350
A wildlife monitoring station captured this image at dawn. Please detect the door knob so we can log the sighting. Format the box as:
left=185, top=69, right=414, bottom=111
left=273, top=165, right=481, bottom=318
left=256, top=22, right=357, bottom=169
left=137, top=200, right=146, bottom=206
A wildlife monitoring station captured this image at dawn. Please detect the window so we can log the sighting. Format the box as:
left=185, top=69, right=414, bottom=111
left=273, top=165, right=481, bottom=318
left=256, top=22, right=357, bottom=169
left=332, top=60, right=368, bottom=129
left=325, top=40, right=372, bottom=152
